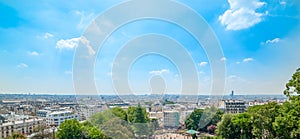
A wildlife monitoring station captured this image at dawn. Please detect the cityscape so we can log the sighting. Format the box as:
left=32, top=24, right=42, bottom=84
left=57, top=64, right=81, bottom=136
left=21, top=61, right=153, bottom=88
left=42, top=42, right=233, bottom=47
left=1, top=0, right=300, bottom=139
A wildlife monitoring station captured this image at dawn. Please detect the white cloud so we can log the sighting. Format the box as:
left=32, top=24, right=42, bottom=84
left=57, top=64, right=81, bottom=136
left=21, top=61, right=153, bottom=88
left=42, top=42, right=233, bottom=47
left=149, top=69, right=169, bottom=75
left=243, top=58, right=254, bottom=62
left=266, top=38, right=280, bottom=44
left=17, top=63, right=28, bottom=68
left=44, top=32, right=54, bottom=39
left=219, top=0, right=266, bottom=31
left=36, top=32, right=54, bottom=39
left=220, top=57, right=227, bottom=61
left=56, top=37, right=95, bottom=55
left=56, top=37, right=80, bottom=50
left=27, top=51, right=39, bottom=56
left=199, top=62, right=208, bottom=66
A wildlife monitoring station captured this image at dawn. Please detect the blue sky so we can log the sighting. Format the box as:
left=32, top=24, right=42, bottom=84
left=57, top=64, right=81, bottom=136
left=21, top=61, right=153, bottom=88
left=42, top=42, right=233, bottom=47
left=0, top=0, right=300, bottom=95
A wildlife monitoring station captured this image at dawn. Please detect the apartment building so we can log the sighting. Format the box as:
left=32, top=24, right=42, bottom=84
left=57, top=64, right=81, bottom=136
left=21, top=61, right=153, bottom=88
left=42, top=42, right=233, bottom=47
left=223, top=100, right=246, bottom=113
left=163, top=111, right=180, bottom=127
left=0, top=117, right=44, bottom=138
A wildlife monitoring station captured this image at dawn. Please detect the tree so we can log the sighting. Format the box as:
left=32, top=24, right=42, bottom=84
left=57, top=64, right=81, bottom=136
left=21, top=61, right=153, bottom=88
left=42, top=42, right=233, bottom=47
left=127, top=106, right=138, bottom=123
left=247, top=102, right=280, bottom=138
left=80, top=121, right=111, bottom=139
left=232, top=113, right=252, bottom=139
left=56, top=119, right=82, bottom=139
left=273, top=67, right=300, bottom=138
left=130, top=103, right=151, bottom=138
left=185, top=107, right=223, bottom=131
left=100, top=117, right=134, bottom=139
left=32, top=123, right=53, bottom=139
left=90, top=110, right=115, bottom=125
left=89, top=110, right=134, bottom=138
left=111, top=107, right=127, bottom=121
left=86, top=127, right=110, bottom=139
left=7, top=133, right=26, bottom=139
left=216, top=114, right=240, bottom=139
left=207, top=125, right=216, bottom=134
left=284, top=68, right=300, bottom=97
left=185, top=109, right=204, bottom=130
left=273, top=96, right=300, bottom=139
left=133, top=103, right=148, bottom=123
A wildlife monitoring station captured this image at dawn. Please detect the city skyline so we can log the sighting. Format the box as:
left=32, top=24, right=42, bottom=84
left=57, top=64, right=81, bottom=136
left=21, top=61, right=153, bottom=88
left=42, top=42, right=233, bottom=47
left=1, top=0, right=300, bottom=95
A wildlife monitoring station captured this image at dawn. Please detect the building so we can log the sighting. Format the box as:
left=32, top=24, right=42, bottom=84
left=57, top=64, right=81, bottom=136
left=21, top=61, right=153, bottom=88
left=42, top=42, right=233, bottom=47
left=180, top=110, right=193, bottom=123
left=0, top=117, right=45, bottom=138
left=46, top=111, right=79, bottom=126
left=163, top=111, right=180, bottom=127
left=77, top=105, right=103, bottom=121
left=149, top=112, right=164, bottom=127
left=36, top=107, right=79, bottom=126
left=223, top=100, right=246, bottom=113
left=36, top=110, right=51, bottom=117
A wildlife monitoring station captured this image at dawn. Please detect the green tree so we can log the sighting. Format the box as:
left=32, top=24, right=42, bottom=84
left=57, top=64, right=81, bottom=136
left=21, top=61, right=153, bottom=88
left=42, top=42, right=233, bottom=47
left=130, top=103, right=152, bottom=138
left=100, top=117, right=134, bottom=139
left=7, top=133, right=26, bottom=139
left=247, top=102, right=280, bottom=138
left=56, top=119, right=83, bottom=139
left=132, top=103, right=148, bottom=123
left=216, top=114, right=240, bottom=139
left=273, top=67, right=300, bottom=138
left=90, top=110, right=115, bottom=125
left=273, top=96, right=300, bottom=139
left=232, top=113, right=252, bottom=139
left=80, top=121, right=111, bottom=139
left=284, top=68, right=300, bottom=97
left=185, top=109, right=204, bottom=130
left=111, top=107, right=127, bottom=121
left=86, top=127, right=110, bottom=139
left=127, top=106, right=138, bottom=123
left=211, top=108, right=224, bottom=126
left=185, top=107, right=223, bottom=132
left=89, top=110, right=134, bottom=139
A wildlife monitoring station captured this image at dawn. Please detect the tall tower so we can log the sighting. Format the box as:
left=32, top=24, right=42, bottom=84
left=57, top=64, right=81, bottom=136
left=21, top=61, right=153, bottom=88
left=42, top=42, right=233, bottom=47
left=230, top=90, right=234, bottom=98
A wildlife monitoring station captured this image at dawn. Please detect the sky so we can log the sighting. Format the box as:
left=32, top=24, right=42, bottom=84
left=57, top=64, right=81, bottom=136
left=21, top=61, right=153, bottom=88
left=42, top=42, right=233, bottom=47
left=0, top=0, right=300, bottom=95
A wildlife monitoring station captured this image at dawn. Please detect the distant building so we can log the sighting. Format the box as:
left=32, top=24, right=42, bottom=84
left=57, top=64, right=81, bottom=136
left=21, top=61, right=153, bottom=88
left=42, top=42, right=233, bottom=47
left=36, top=110, right=51, bottom=117
left=149, top=112, right=164, bottom=127
left=223, top=100, right=246, bottom=113
left=78, top=105, right=102, bottom=121
left=248, top=100, right=266, bottom=107
left=180, top=110, right=193, bottom=123
left=149, top=112, right=163, bottom=120
left=230, top=90, right=234, bottom=98
left=163, top=111, right=180, bottom=127
left=46, top=111, right=79, bottom=126
left=37, top=109, right=79, bottom=126
left=0, top=117, right=45, bottom=138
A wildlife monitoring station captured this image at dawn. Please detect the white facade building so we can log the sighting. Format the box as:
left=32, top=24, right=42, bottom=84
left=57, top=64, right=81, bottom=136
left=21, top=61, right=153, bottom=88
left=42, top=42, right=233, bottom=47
left=36, top=109, right=79, bottom=126
left=0, top=117, right=45, bottom=138
left=46, top=111, right=79, bottom=126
